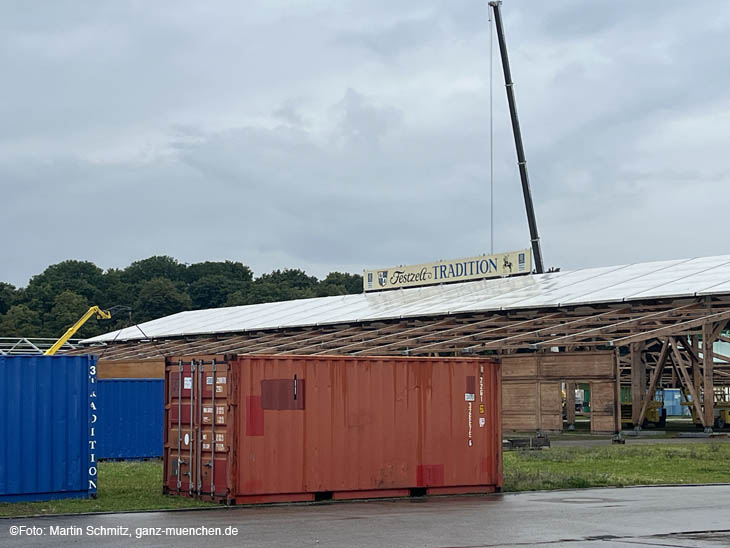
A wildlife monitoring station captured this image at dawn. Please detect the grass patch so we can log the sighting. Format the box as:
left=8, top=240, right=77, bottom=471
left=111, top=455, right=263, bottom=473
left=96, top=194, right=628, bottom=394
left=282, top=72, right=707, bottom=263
left=0, top=461, right=214, bottom=518
left=504, top=442, right=730, bottom=491
left=3, top=444, right=730, bottom=516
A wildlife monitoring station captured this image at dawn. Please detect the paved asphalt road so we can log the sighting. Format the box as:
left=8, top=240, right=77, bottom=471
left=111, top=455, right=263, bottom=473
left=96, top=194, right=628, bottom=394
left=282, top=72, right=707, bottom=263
left=2, top=485, right=730, bottom=547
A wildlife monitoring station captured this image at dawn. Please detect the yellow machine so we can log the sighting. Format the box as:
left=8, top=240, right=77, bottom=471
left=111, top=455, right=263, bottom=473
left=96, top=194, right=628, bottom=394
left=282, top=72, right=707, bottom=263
left=681, top=401, right=730, bottom=429
left=44, top=306, right=112, bottom=356
left=620, top=401, right=666, bottom=427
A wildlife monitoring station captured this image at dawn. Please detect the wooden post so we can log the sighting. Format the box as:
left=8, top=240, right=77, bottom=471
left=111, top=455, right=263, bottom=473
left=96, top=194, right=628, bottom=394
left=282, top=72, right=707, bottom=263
left=565, top=382, right=576, bottom=430
left=692, top=335, right=701, bottom=407
left=631, top=342, right=645, bottom=426
left=670, top=339, right=705, bottom=426
left=703, top=323, right=715, bottom=431
left=613, top=348, right=622, bottom=438
left=636, top=339, right=669, bottom=427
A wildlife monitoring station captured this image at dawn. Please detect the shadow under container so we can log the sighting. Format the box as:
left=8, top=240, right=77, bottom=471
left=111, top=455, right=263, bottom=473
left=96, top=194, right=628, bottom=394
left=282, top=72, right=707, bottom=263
left=163, top=354, right=501, bottom=504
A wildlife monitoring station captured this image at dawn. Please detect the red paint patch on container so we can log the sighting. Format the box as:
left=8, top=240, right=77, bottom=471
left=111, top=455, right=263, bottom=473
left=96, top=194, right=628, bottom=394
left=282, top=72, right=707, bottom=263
left=245, top=396, right=264, bottom=436
left=417, top=464, right=445, bottom=486
left=261, top=379, right=305, bottom=410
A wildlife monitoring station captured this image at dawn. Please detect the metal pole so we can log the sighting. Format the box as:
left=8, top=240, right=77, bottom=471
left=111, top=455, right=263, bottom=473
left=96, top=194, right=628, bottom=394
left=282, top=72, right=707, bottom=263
left=488, top=1, right=545, bottom=274
left=489, top=5, right=495, bottom=255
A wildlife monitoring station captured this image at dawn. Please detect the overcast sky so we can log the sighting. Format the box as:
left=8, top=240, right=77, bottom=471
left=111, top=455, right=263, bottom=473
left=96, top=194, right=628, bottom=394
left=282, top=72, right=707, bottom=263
left=2, top=0, right=730, bottom=288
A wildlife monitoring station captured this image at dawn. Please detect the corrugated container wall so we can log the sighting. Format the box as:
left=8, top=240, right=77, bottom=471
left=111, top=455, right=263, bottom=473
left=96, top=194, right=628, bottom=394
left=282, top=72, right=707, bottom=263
left=97, top=379, right=164, bottom=459
left=0, top=355, right=98, bottom=502
left=163, top=354, right=501, bottom=504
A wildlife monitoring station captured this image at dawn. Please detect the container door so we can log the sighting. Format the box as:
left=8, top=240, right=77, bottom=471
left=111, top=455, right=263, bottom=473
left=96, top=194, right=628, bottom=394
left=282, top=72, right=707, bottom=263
left=198, top=359, right=234, bottom=500
left=165, top=357, right=234, bottom=501
left=165, top=360, right=196, bottom=494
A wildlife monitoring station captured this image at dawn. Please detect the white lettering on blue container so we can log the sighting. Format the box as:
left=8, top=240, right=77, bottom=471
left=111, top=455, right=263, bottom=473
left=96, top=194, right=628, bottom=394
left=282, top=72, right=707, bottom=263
left=88, top=360, right=98, bottom=493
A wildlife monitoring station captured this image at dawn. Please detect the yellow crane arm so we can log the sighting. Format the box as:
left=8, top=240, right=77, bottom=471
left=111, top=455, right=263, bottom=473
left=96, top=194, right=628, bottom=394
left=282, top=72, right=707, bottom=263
left=44, top=306, right=112, bottom=356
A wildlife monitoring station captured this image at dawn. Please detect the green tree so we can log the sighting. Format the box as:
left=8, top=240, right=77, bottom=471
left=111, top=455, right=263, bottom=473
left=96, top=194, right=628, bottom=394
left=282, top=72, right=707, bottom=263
left=318, top=272, right=363, bottom=296
left=227, top=269, right=318, bottom=305
left=102, top=269, right=134, bottom=307
left=45, top=290, right=105, bottom=339
left=134, top=278, right=192, bottom=323
left=185, top=261, right=253, bottom=285
left=0, top=305, right=41, bottom=337
left=0, top=282, right=17, bottom=315
left=22, top=260, right=105, bottom=314
left=122, top=256, right=187, bottom=286
left=259, top=269, right=319, bottom=291
left=189, top=274, right=248, bottom=310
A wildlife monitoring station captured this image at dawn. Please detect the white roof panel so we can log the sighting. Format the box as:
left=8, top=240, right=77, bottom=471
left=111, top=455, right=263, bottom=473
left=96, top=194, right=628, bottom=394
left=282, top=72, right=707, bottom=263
left=83, top=254, right=730, bottom=344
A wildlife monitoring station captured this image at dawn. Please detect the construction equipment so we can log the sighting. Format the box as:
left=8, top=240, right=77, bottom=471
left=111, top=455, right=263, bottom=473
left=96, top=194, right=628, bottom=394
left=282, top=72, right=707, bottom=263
left=44, top=306, right=127, bottom=356
left=620, top=387, right=666, bottom=428
left=488, top=1, right=545, bottom=274
left=621, top=401, right=666, bottom=428
left=681, top=391, right=730, bottom=429
left=681, top=402, right=730, bottom=429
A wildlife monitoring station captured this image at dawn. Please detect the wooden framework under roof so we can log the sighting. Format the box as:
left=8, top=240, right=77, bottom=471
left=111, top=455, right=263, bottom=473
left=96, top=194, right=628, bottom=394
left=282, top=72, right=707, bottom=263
left=74, top=294, right=730, bottom=431
left=75, top=296, right=730, bottom=361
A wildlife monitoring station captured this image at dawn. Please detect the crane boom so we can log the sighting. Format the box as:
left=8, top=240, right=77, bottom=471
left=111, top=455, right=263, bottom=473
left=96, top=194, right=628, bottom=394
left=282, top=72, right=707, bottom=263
left=488, top=1, right=545, bottom=274
left=44, top=306, right=112, bottom=356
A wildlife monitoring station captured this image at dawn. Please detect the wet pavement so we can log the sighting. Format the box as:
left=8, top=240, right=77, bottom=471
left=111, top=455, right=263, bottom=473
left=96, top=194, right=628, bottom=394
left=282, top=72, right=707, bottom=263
left=3, top=485, right=730, bottom=547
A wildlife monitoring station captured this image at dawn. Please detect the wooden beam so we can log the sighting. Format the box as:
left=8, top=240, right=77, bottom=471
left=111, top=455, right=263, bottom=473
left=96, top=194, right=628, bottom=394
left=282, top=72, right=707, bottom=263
left=711, top=319, right=728, bottom=343
left=631, top=342, right=644, bottom=425
left=610, top=307, right=730, bottom=346
left=319, top=318, right=457, bottom=355
left=565, top=382, right=576, bottom=428
left=373, top=313, right=563, bottom=355
left=670, top=339, right=705, bottom=426
left=636, top=338, right=670, bottom=427
left=614, top=349, right=622, bottom=434
left=537, top=303, right=701, bottom=347
left=461, top=307, right=630, bottom=352
left=703, top=322, right=715, bottom=430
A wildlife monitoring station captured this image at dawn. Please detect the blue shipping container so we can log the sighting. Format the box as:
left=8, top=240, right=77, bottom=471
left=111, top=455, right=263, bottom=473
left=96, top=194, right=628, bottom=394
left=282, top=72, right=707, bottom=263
left=96, top=379, right=164, bottom=459
left=0, top=355, right=98, bottom=502
left=657, top=389, right=691, bottom=416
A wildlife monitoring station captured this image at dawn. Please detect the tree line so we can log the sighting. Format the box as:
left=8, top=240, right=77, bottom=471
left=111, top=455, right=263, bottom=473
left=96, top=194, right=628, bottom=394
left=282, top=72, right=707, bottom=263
left=0, top=256, right=363, bottom=339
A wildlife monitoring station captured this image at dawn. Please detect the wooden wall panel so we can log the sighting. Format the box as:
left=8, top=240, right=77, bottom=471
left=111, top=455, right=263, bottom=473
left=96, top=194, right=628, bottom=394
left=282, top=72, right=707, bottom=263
left=502, top=414, right=538, bottom=431
left=539, top=383, right=563, bottom=432
left=590, top=382, right=615, bottom=415
left=539, top=383, right=561, bottom=412
left=501, top=351, right=618, bottom=434
left=540, top=414, right=563, bottom=432
left=539, top=352, right=614, bottom=379
left=501, top=356, right=538, bottom=379
left=98, top=359, right=165, bottom=379
left=502, top=383, right=537, bottom=412
left=590, top=381, right=617, bottom=433
left=591, top=414, right=616, bottom=433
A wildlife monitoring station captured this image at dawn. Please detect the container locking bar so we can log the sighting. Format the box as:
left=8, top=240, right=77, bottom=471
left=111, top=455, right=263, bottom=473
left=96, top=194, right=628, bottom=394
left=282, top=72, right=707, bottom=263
left=197, top=359, right=203, bottom=496
left=189, top=360, right=195, bottom=496
left=210, top=359, right=216, bottom=496
left=177, top=360, right=182, bottom=492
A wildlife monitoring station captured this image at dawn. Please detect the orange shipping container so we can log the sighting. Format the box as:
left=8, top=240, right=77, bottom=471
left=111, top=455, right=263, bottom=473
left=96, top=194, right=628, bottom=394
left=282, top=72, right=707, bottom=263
left=163, top=354, right=501, bottom=504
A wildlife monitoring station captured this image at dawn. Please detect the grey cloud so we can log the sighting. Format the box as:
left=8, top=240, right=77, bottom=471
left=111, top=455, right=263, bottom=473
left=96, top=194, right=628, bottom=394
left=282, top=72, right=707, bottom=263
left=333, top=14, right=441, bottom=59
left=2, top=1, right=730, bottom=288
